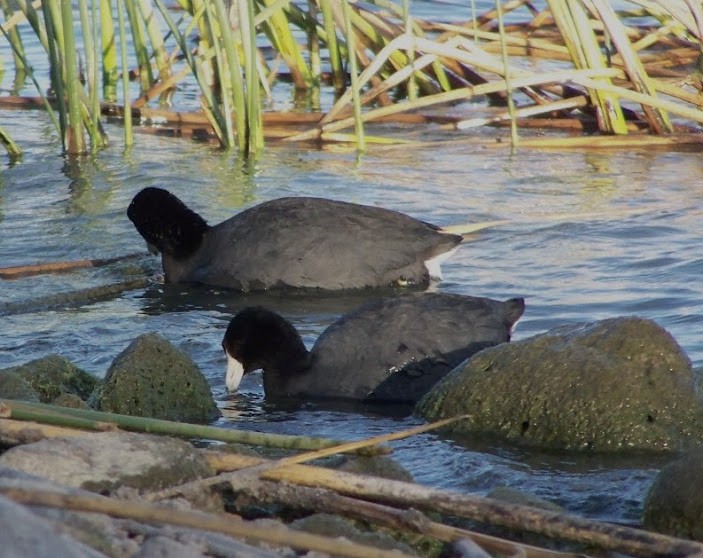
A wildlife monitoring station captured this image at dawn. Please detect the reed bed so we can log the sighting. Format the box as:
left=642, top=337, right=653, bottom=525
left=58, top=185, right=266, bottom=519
left=0, top=0, right=702, bottom=156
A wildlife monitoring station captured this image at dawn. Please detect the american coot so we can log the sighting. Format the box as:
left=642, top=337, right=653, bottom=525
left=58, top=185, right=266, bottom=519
left=222, top=293, right=525, bottom=403
left=127, top=187, right=463, bottom=292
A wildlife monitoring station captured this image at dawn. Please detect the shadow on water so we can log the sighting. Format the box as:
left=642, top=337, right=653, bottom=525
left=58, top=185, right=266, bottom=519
left=135, top=277, right=422, bottom=318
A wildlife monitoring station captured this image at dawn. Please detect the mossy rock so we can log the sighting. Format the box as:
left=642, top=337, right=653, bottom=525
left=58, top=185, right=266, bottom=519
left=97, top=333, right=220, bottom=423
left=418, top=317, right=703, bottom=452
left=2, top=355, right=99, bottom=404
left=643, top=447, right=703, bottom=540
left=52, top=393, right=91, bottom=410
left=0, top=371, right=40, bottom=402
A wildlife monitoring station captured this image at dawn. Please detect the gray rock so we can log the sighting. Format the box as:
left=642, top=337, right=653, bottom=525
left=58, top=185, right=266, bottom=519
left=0, top=431, right=214, bottom=494
left=2, top=355, right=99, bottom=403
left=0, top=494, right=106, bottom=558
left=417, top=317, right=703, bottom=452
left=97, top=333, right=220, bottom=423
left=131, top=535, right=204, bottom=558
left=643, top=447, right=703, bottom=539
left=0, top=370, right=40, bottom=402
left=0, top=467, right=138, bottom=557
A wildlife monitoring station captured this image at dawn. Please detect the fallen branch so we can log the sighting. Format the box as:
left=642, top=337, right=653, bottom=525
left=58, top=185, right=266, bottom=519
left=219, top=463, right=581, bottom=558
left=0, top=278, right=153, bottom=316
left=263, top=466, right=703, bottom=558
left=153, top=448, right=703, bottom=558
left=0, top=253, right=146, bottom=279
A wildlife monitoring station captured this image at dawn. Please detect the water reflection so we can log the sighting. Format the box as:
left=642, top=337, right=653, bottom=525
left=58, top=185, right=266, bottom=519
left=2, top=108, right=703, bottom=524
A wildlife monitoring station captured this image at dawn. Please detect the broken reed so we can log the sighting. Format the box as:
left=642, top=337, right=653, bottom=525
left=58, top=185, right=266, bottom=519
left=0, top=0, right=702, bottom=156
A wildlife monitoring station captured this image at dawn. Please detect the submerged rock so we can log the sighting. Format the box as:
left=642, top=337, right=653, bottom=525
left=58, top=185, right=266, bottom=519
left=417, top=317, right=703, bottom=452
left=96, top=333, right=220, bottom=423
left=643, top=447, right=703, bottom=540
left=2, top=355, right=99, bottom=404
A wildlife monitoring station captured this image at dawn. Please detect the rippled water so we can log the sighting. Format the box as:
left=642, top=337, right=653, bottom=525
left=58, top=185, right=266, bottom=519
left=1, top=113, right=700, bottom=525
left=1, top=0, right=702, bottom=530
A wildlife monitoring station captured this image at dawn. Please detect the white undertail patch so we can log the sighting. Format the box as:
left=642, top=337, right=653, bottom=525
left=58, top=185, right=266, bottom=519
left=424, top=246, right=459, bottom=281
left=225, top=353, right=245, bottom=391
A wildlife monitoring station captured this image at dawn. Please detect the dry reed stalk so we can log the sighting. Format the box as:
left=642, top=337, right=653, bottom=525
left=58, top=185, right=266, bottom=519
left=0, top=418, right=94, bottom=445
left=260, top=465, right=703, bottom=558
left=489, top=133, right=703, bottom=149
left=571, top=75, right=703, bottom=125
left=587, top=0, right=672, bottom=133
left=152, top=447, right=703, bottom=558
left=0, top=487, right=415, bottom=558
left=450, top=95, right=589, bottom=130
left=286, top=67, right=619, bottom=141
left=493, top=117, right=646, bottom=132
left=202, top=454, right=584, bottom=558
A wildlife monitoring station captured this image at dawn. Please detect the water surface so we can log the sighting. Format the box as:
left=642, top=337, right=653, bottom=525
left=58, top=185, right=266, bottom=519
left=1, top=0, right=702, bottom=529
left=1, top=112, right=701, bottom=526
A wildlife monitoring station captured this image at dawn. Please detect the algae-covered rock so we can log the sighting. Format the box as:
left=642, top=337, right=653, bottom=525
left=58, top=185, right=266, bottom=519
left=98, top=333, right=220, bottom=423
left=2, top=355, right=99, bottom=404
left=643, top=447, right=703, bottom=540
left=0, top=371, right=40, bottom=402
left=417, top=317, right=703, bottom=452
left=53, top=393, right=91, bottom=410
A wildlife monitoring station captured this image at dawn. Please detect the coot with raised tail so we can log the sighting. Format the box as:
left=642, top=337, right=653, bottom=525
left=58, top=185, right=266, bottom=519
left=127, top=187, right=463, bottom=291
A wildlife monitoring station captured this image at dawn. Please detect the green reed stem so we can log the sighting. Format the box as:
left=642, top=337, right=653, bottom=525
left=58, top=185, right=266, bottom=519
left=101, top=0, right=118, bottom=101
left=495, top=0, right=518, bottom=148
left=1, top=399, right=387, bottom=455
left=0, top=123, right=22, bottom=160
left=402, top=0, right=417, bottom=100
left=548, top=0, right=627, bottom=134
left=213, top=0, right=247, bottom=150
left=0, top=0, right=27, bottom=76
left=117, top=0, right=133, bottom=145
left=152, top=0, right=228, bottom=145
left=136, top=0, right=172, bottom=88
left=124, top=0, right=153, bottom=93
left=261, top=0, right=311, bottom=89
left=77, top=0, right=101, bottom=152
left=240, top=0, right=264, bottom=153
left=341, top=0, right=364, bottom=151
left=205, top=1, right=235, bottom=146
left=319, top=0, right=345, bottom=92
left=41, top=1, right=68, bottom=150
left=61, top=0, right=86, bottom=153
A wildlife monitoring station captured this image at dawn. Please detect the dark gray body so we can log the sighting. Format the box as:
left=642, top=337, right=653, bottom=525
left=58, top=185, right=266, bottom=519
left=264, top=293, right=525, bottom=403
left=162, top=197, right=462, bottom=291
